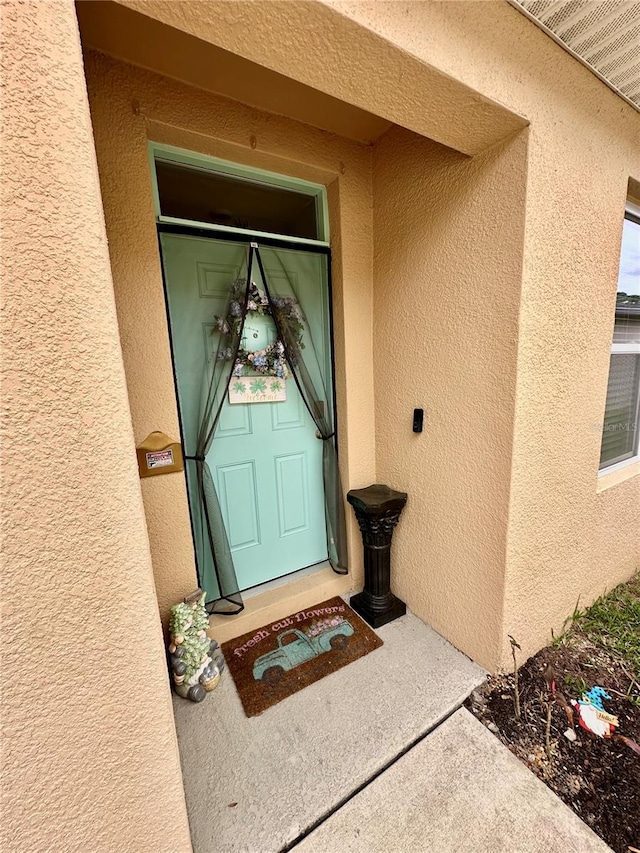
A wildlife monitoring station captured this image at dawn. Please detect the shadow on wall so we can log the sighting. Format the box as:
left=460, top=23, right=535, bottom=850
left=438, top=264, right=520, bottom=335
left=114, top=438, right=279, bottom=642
left=371, top=124, right=529, bottom=672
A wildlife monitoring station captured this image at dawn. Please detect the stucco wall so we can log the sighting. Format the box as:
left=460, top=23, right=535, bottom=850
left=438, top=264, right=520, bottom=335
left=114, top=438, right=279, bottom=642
left=336, top=0, right=640, bottom=668
left=1, top=3, right=191, bottom=851
left=114, top=0, right=526, bottom=156
left=83, top=51, right=374, bottom=622
left=372, top=127, right=528, bottom=670
left=85, top=0, right=639, bottom=671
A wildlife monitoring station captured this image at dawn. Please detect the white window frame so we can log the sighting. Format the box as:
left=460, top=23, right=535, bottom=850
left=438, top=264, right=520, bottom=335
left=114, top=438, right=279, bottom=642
left=598, top=201, right=640, bottom=476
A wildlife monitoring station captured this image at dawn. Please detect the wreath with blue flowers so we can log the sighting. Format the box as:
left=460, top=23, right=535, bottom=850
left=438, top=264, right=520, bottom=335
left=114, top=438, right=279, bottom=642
left=214, top=280, right=304, bottom=379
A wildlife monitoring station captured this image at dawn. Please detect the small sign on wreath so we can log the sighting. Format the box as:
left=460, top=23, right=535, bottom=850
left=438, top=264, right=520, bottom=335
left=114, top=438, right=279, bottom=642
left=229, top=376, right=287, bottom=404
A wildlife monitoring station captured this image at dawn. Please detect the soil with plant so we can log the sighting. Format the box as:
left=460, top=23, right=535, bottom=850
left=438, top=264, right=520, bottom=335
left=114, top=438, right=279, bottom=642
left=466, top=576, right=640, bottom=853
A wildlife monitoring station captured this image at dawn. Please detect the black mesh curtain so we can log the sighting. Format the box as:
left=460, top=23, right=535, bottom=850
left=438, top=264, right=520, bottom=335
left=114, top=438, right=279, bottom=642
left=183, top=246, right=253, bottom=614
left=254, top=246, right=348, bottom=573
left=187, top=241, right=347, bottom=615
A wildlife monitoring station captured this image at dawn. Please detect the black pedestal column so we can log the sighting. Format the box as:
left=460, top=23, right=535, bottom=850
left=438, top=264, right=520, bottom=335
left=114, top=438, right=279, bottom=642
left=347, top=484, right=407, bottom=629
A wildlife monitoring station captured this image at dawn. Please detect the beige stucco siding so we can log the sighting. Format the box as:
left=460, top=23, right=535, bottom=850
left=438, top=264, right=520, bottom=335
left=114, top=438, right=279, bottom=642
left=113, top=0, right=526, bottom=155
left=1, top=3, right=191, bottom=851
left=373, top=127, right=528, bottom=670
left=84, top=50, right=375, bottom=621
left=334, top=0, right=640, bottom=668
left=84, top=0, right=639, bottom=670
left=7, top=1, right=639, bottom=850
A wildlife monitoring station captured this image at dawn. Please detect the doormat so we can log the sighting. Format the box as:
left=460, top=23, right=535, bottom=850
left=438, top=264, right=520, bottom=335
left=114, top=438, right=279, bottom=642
left=221, top=597, right=383, bottom=717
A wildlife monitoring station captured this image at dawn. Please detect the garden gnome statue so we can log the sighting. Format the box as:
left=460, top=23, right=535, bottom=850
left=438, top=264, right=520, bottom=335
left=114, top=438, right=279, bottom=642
left=169, top=589, right=225, bottom=703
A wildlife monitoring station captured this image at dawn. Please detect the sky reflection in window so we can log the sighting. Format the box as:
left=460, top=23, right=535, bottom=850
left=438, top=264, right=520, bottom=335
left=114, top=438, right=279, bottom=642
left=618, top=217, right=640, bottom=296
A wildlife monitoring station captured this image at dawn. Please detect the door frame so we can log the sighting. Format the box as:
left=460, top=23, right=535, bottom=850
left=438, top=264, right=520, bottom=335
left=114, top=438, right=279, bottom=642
left=156, top=222, right=340, bottom=597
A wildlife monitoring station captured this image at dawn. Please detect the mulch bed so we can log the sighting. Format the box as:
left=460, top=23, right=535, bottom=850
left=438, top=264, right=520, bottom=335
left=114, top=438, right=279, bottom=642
left=466, top=638, right=640, bottom=853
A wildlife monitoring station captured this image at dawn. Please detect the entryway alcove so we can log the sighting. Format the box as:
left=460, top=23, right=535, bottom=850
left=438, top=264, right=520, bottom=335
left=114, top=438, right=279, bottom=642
left=79, top=0, right=528, bottom=674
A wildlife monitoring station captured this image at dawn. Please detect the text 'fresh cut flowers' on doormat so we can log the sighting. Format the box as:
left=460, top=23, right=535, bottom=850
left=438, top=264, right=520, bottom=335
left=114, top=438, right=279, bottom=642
left=221, top=597, right=383, bottom=717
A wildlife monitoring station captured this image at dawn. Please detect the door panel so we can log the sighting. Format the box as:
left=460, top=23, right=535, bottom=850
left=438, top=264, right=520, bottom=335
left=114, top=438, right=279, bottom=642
left=161, top=233, right=330, bottom=594
left=217, top=461, right=261, bottom=551
left=271, top=392, right=306, bottom=431
left=275, top=452, right=310, bottom=536
left=216, top=401, right=253, bottom=437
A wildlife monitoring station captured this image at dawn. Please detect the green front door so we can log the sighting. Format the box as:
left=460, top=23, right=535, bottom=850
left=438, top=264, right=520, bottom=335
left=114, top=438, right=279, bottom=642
left=161, top=233, right=331, bottom=593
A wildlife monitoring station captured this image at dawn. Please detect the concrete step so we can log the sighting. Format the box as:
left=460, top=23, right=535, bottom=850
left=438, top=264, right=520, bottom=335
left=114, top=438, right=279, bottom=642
left=293, top=708, right=613, bottom=853
left=173, top=610, right=485, bottom=853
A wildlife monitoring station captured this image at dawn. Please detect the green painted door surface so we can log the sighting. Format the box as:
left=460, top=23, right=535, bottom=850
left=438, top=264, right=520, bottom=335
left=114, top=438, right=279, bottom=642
left=161, top=233, right=330, bottom=592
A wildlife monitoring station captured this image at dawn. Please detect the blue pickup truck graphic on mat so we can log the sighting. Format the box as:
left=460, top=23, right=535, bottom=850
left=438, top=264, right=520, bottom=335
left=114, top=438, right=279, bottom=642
left=253, top=619, right=354, bottom=684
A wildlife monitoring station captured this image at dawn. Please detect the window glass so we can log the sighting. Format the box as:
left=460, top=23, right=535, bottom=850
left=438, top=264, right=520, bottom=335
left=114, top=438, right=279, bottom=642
left=600, top=354, right=640, bottom=467
left=613, top=217, right=640, bottom=345
left=155, top=160, right=320, bottom=241
left=600, top=212, right=640, bottom=470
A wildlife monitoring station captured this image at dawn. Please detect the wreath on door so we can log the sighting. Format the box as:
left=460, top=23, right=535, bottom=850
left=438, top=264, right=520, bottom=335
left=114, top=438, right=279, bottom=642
left=213, top=279, right=304, bottom=379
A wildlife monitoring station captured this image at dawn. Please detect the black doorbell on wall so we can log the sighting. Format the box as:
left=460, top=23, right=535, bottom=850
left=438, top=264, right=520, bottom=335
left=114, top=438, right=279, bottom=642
left=413, top=408, right=424, bottom=433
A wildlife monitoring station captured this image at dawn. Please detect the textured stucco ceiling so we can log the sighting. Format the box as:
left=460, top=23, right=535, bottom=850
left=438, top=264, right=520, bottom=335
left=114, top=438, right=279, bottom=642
left=510, top=0, right=640, bottom=113
left=76, top=0, right=393, bottom=144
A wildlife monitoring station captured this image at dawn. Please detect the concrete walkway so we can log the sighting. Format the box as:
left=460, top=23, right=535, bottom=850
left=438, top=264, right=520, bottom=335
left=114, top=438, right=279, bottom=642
left=173, top=610, right=484, bottom=852
left=173, top=610, right=612, bottom=853
left=294, top=708, right=612, bottom=853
